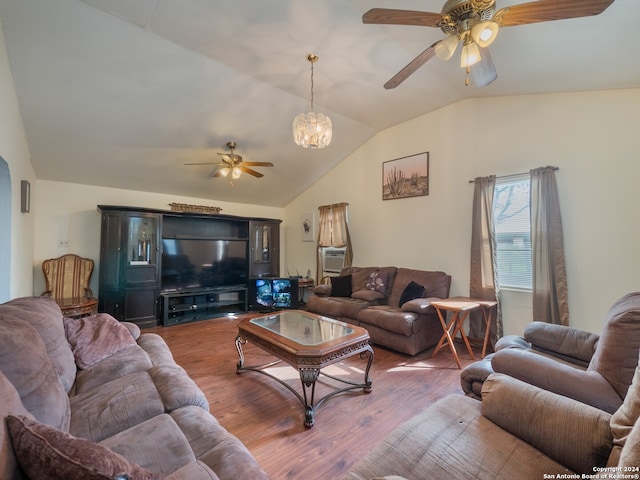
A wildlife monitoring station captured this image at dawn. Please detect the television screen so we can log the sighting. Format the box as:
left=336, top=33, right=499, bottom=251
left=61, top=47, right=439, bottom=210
left=161, top=238, right=247, bottom=292
left=249, top=278, right=299, bottom=310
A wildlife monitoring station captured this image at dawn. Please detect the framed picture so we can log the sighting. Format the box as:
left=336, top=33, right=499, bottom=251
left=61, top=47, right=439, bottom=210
left=382, top=152, right=429, bottom=200
left=301, top=212, right=314, bottom=242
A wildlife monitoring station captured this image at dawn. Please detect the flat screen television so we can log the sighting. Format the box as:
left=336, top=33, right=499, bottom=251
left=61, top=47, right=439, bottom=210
left=161, top=238, right=248, bottom=292
left=248, top=277, right=299, bottom=311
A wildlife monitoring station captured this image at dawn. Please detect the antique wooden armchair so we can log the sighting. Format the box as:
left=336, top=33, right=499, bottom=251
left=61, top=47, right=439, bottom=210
left=41, top=254, right=98, bottom=318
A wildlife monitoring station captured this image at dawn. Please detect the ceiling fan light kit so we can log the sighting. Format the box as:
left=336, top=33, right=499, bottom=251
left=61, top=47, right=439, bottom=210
left=183, top=140, right=274, bottom=184
left=293, top=54, right=332, bottom=149
left=363, top=0, right=616, bottom=88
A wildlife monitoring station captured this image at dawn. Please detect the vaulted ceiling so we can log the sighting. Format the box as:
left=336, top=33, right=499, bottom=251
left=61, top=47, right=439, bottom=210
left=1, top=0, right=638, bottom=207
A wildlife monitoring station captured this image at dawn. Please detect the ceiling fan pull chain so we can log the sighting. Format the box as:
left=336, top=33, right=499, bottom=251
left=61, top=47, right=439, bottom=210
left=465, top=66, right=470, bottom=87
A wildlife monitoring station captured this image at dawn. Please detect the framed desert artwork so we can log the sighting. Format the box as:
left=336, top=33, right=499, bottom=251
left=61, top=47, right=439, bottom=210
left=382, top=152, right=429, bottom=200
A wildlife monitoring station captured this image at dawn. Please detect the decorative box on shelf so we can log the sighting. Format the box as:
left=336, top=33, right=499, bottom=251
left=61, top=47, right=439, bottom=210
left=168, top=203, right=222, bottom=215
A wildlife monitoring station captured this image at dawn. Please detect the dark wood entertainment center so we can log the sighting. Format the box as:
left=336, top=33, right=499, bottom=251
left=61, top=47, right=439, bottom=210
left=97, top=205, right=281, bottom=328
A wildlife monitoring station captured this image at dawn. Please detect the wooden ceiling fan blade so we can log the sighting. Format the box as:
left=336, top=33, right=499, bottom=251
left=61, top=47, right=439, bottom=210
left=184, top=162, right=220, bottom=165
left=471, top=47, right=498, bottom=88
left=362, top=8, right=443, bottom=27
left=239, top=166, right=263, bottom=178
left=496, top=0, right=615, bottom=27
left=242, top=162, right=274, bottom=167
left=384, top=43, right=438, bottom=89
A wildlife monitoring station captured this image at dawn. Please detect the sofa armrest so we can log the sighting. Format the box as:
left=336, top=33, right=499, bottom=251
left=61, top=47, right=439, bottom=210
left=312, top=284, right=332, bottom=296
left=481, top=373, right=612, bottom=475
left=491, top=348, right=623, bottom=413
left=121, top=321, right=141, bottom=340
left=399, top=296, right=439, bottom=315
left=524, top=321, right=599, bottom=364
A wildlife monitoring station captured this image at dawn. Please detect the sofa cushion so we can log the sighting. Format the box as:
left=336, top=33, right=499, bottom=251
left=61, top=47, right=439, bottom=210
left=352, top=289, right=385, bottom=302
left=64, top=314, right=138, bottom=369
left=0, top=371, right=33, bottom=480
left=356, top=306, right=419, bottom=337
left=399, top=281, right=425, bottom=307
left=100, top=413, right=197, bottom=475
left=618, top=415, right=640, bottom=468
left=165, top=461, right=221, bottom=480
left=73, top=344, right=153, bottom=394
left=481, top=374, right=612, bottom=475
left=341, top=266, right=397, bottom=295
left=609, top=359, right=640, bottom=466
left=0, top=314, right=70, bottom=431
left=388, top=269, right=450, bottom=308
left=306, top=295, right=372, bottom=319
left=170, top=406, right=271, bottom=480
left=0, top=296, right=76, bottom=393
left=342, top=394, right=570, bottom=480
left=330, top=275, right=352, bottom=297
left=69, top=372, right=165, bottom=442
left=148, top=365, right=209, bottom=411
left=6, top=415, right=163, bottom=480
left=588, top=292, right=640, bottom=399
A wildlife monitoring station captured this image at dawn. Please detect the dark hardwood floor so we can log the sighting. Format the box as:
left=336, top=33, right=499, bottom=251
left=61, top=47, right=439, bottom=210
left=145, top=313, right=478, bottom=480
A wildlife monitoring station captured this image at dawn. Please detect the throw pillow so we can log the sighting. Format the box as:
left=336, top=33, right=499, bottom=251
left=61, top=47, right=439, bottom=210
left=6, top=415, right=163, bottom=480
left=365, top=270, right=389, bottom=295
left=63, top=314, right=137, bottom=369
left=330, top=275, right=352, bottom=297
left=399, top=281, right=425, bottom=307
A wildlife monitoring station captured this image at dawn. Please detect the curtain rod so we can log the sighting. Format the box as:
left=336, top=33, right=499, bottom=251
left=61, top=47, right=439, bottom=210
left=468, top=166, right=559, bottom=184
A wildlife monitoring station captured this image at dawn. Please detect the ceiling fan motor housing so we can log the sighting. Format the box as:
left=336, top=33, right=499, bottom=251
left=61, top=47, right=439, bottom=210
left=440, top=0, right=495, bottom=36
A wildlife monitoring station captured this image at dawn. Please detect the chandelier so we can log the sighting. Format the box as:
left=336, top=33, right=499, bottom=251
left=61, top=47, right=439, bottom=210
left=293, top=54, right=332, bottom=149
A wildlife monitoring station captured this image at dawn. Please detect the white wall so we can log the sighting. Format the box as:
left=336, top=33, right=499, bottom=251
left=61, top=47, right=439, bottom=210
left=0, top=19, right=36, bottom=299
left=33, top=181, right=284, bottom=298
left=284, top=88, right=640, bottom=335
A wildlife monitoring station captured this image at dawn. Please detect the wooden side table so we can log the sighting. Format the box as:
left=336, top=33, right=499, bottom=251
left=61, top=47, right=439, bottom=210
left=431, top=297, right=498, bottom=368
left=431, top=299, right=479, bottom=369
left=56, top=296, right=98, bottom=319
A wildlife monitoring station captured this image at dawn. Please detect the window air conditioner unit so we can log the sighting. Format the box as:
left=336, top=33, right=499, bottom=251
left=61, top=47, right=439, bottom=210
left=322, top=248, right=346, bottom=274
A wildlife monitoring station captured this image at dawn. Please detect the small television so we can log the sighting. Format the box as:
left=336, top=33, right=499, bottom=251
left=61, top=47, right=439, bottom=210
left=248, top=277, right=299, bottom=311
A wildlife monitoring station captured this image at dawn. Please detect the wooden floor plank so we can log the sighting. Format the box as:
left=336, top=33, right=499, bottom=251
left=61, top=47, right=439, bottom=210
left=145, top=313, right=477, bottom=480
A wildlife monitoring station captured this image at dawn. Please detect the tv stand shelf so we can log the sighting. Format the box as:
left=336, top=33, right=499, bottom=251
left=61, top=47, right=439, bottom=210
left=160, top=286, right=247, bottom=326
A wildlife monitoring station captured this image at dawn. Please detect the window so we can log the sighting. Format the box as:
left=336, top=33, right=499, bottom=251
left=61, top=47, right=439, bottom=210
left=493, top=176, right=531, bottom=290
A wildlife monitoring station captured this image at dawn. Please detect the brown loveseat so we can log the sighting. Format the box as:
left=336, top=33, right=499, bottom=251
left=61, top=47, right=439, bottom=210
left=342, top=359, right=640, bottom=480
left=460, top=292, right=640, bottom=413
left=0, top=296, right=269, bottom=479
left=306, top=266, right=451, bottom=355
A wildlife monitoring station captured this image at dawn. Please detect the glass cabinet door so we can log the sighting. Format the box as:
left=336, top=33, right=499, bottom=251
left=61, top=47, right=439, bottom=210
left=254, top=224, right=271, bottom=263
left=128, top=216, right=158, bottom=265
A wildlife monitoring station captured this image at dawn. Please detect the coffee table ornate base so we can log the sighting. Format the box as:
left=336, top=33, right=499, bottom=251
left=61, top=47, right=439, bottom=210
left=235, top=311, right=374, bottom=428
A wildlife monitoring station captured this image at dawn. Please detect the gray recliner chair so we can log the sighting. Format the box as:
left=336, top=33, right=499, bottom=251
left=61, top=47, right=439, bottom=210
left=460, top=291, right=640, bottom=413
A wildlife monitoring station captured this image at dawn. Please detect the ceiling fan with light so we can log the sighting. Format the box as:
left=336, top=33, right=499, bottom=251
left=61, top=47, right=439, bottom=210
left=184, top=141, right=273, bottom=184
left=363, top=0, right=615, bottom=88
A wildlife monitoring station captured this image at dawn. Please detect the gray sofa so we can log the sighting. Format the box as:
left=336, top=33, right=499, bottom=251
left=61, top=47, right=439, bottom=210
left=0, top=296, right=269, bottom=480
left=342, top=362, right=640, bottom=480
left=306, top=266, right=451, bottom=355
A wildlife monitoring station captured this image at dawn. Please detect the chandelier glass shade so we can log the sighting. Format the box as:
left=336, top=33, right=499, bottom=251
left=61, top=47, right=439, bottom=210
left=293, top=54, right=332, bottom=149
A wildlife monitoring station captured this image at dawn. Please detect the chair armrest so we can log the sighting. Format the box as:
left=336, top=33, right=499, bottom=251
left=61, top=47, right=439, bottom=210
left=492, top=348, right=623, bottom=413
left=481, top=373, right=612, bottom=475
left=524, top=321, right=599, bottom=364
left=399, top=297, right=439, bottom=314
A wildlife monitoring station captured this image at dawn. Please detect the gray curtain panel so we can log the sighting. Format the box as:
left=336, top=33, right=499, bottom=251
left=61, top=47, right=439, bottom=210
left=530, top=166, right=569, bottom=325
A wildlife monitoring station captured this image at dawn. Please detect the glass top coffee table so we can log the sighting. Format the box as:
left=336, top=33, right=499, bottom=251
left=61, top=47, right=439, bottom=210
left=235, top=310, right=374, bottom=428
